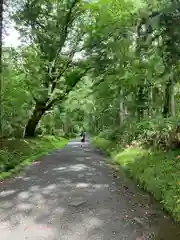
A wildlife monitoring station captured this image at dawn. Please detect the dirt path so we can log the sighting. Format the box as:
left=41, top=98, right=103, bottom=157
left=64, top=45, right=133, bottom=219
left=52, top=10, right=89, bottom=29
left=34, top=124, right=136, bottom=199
left=0, top=139, right=180, bottom=240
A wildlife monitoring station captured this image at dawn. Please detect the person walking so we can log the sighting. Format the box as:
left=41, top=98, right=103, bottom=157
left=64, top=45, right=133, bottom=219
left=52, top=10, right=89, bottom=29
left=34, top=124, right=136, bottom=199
left=80, top=131, right=86, bottom=146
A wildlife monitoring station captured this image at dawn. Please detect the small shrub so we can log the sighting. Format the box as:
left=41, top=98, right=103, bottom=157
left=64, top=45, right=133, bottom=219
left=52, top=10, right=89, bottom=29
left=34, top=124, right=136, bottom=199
left=93, top=136, right=114, bottom=153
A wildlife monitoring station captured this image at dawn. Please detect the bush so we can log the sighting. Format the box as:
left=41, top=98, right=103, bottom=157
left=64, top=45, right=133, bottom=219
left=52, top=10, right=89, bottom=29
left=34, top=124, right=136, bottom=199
left=0, top=150, right=13, bottom=172
left=98, top=129, right=116, bottom=140
left=98, top=117, right=180, bottom=150
left=114, top=147, right=180, bottom=221
left=93, top=136, right=180, bottom=222
left=93, top=136, right=115, bottom=153
left=0, top=136, right=68, bottom=180
left=134, top=117, right=180, bottom=149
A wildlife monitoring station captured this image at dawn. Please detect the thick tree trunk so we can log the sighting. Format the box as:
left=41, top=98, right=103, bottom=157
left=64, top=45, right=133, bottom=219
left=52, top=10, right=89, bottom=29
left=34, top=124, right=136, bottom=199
left=24, top=102, right=46, bottom=137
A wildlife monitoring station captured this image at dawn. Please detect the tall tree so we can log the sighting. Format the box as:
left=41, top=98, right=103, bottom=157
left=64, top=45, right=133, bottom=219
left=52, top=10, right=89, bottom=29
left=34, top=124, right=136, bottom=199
left=80, top=0, right=180, bottom=144
left=13, top=0, right=90, bottom=137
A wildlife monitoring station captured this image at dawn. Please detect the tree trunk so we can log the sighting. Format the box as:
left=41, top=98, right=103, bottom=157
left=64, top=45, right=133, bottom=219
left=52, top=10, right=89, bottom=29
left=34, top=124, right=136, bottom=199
left=24, top=102, right=46, bottom=137
left=119, top=89, right=124, bottom=125
left=163, top=81, right=171, bottom=118
left=163, top=76, right=175, bottom=118
left=0, top=0, right=3, bottom=71
left=136, top=85, right=145, bottom=121
left=0, top=0, right=3, bottom=140
left=147, top=86, right=152, bottom=117
left=170, top=81, right=175, bottom=117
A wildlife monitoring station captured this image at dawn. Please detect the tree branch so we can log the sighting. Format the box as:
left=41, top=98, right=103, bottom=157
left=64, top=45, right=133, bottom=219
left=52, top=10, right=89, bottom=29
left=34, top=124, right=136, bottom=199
left=50, top=36, right=82, bottom=93
left=46, top=66, right=90, bottom=110
left=45, top=97, right=63, bottom=110
left=60, top=0, right=80, bottom=50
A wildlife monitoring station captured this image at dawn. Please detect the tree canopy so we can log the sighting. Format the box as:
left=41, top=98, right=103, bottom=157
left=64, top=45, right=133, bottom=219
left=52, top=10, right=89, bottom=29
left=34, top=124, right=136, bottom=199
left=1, top=0, right=180, bottom=225
left=1, top=0, right=180, bottom=147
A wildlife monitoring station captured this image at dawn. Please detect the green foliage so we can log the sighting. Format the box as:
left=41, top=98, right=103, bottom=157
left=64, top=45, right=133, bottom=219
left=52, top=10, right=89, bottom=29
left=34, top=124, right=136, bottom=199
left=2, top=0, right=180, bottom=221
left=93, top=136, right=180, bottom=221
left=134, top=118, right=180, bottom=149
left=1, top=0, right=94, bottom=137
left=93, top=117, right=180, bottom=151
left=0, top=136, right=67, bottom=180
left=1, top=48, right=29, bottom=135
left=88, top=0, right=180, bottom=219
left=2, top=0, right=92, bottom=137
left=114, top=147, right=180, bottom=221
left=93, top=136, right=113, bottom=153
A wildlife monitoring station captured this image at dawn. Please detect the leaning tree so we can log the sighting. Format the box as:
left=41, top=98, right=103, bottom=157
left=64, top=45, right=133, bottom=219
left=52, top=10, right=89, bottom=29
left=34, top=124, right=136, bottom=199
left=13, top=0, right=90, bottom=137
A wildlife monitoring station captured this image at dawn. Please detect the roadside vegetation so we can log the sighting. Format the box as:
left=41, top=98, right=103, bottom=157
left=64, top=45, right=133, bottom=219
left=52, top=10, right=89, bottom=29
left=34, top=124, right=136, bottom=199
left=0, top=136, right=67, bottom=180
left=93, top=135, right=180, bottom=221
left=1, top=0, right=180, bottom=222
left=86, top=0, right=180, bottom=222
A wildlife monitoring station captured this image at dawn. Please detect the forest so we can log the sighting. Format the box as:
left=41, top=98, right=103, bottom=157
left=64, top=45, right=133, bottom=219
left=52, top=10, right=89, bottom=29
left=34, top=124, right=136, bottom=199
left=0, top=0, right=180, bottom=221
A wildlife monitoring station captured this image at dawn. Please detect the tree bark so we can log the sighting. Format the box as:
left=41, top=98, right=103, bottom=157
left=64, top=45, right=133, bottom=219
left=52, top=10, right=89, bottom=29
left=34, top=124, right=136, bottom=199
left=136, top=85, right=145, bottom=121
left=119, top=89, right=124, bottom=125
left=147, top=86, right=152, bottom=117
left=24, top=102, right=46, bottom=137
left=0, top=0, right=3, bottom=71
left=163, top=75, right=175, bottom=118
left=0, top=0, right=3, bottom=140
left=170, top=79, right=175, bottom=117
left=163, top=81, right=171, bottom=118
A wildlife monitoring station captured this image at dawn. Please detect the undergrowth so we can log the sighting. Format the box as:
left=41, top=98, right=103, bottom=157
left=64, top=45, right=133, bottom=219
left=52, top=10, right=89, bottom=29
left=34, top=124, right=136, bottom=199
left=93, top=117, right=180, bottom=222
left=0, top=135, right=67, bottom=180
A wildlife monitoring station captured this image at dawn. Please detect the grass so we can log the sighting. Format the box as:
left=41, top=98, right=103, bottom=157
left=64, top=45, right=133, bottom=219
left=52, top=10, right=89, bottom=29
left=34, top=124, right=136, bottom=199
left=0, top=135, right=68, bottom=181
left=93, top=136, right=180, bottom=222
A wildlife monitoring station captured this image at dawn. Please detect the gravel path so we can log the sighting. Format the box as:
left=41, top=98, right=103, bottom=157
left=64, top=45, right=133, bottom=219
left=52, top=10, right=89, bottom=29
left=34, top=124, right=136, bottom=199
left=0, top=139, right=180, bottom=240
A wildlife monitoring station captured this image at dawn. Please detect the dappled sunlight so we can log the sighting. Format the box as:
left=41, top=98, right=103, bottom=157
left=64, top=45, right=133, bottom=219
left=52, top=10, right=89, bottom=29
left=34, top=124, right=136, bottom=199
left=18, top=191, right=31, bottom=200
left=76, top=183, right=90, bottom=188
left=1, top=141, right=179, bottom=240
left=0, top=221, right=55, bottom=240
left=53, top=166, right=67, bottom=171
left=62, top=215, right=105, bottom=240
left=76, top=156, right=86, bottom=162
left=44, top=184, right=57, bottom=190
left=0, top=189, right=16, bottom=197
left=1, top=201, right=13, bottom=209
left=4, top=0, right=180, bottom=237
left=53, top=164, right=94, bottom=172
left=0, top=163, right=115, bottom=239
left=22, top=177, right=32, bottom=181
left=83, top=215, right=104, bottom=229
left=114, top=148, right=143, bottom=166
left=29, top=185, right=41, bottom=192
left=93, top=184, right=109, bottom=189
left=75, top=183, right=109, bottom=190
left=17, top=202, right=33, bottom=211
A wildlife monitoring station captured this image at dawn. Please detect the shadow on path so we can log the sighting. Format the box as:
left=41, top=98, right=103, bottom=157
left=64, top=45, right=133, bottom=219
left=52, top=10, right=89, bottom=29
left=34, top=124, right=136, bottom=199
left=0, top=139, right=180, bottom=239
